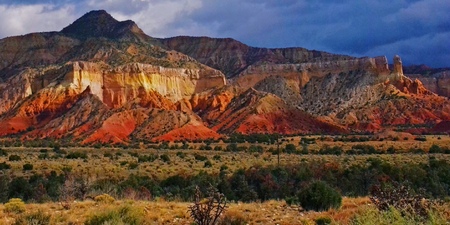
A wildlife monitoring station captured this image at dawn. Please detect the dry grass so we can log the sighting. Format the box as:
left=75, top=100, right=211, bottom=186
left=0, top=197, right=448, bottom=224
left=0, top=197, right=377, bottom=225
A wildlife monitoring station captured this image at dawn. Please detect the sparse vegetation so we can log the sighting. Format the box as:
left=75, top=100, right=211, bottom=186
left=0, top=136, right=449, bottom=224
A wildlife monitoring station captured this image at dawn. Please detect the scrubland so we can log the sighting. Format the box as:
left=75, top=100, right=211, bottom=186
left=0, top=134, right=449, bottom=224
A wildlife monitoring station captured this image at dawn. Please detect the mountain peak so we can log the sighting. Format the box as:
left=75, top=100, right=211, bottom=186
left=61, top=10, right=146, bottom=40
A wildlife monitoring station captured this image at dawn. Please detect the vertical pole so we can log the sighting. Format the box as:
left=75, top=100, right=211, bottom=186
left=277, top=141, right=280, bottom=167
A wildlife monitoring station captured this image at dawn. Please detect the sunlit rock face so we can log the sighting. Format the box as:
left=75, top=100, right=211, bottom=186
left=61, top=61, right=225, bottom=108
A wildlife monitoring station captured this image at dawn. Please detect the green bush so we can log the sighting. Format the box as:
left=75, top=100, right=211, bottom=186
left=226, top=143, right=239, bottom=152
left=204, top=160, right=213, bottom=168
left=4, top=198, right=26, bottom=213
left=176, top=151, right=186, bottom=159
left=65, top=151, right=87, bottom=159
left=160, top=154, right=170, bottom=163
left=194, top=153, right=208, bottom=161
left=0, top=162, right=11, bottom=170
left=22, top=163, right=33, bottom=171
left=138, top=154, right=157, bottom=163
left=284, top=144, right=297, bottom=154
left=429, top=144, right=443, bottom=154
left=0, top=148, right=7, bottom=156
left=128, top=162, right=138, bottom=169
left=315, top=217, right=332, bottom=225
left=85, top=206, right=144, bottom=225
left=8, top=155, right=21, bottom=161
left=298, top=181, right=342, bottom=211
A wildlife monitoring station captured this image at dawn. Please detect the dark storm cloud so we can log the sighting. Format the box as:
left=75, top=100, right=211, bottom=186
left=0, top=0, right=448, bottom=67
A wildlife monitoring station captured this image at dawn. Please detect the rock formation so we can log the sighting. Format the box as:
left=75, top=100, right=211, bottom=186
left=0, top=10, right=449, bottom=143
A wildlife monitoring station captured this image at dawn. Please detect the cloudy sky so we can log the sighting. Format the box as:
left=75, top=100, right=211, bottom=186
left=0, top=0, right=449, bottom=67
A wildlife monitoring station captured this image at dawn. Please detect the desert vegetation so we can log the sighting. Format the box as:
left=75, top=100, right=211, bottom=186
left=0, top=135, right=449, bottom=224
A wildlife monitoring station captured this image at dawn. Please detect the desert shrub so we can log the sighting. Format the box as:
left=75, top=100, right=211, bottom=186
left=429, top=144, right=443, bottom=154
left=22, top=163, right=33, bottom=171
left=13, top=210, right=51, bottom=225
left=298, top=181, right=342, bottom=211
left=4, top=198, right=26, bottom=213
left=414, top=136, right=427, bottom=142
left=199, top=144, right=213, bottom=150
left=103, top=152, right=113, bottom=159
left=386, top=146, right=396, bottom=154
left=315, top=217, right=332, bottom=225
left=213, top=155, right=221, bottom=161
left=8, top=155, right=21, bottom=161
left=226, top=143, right=239, bottom=152
left=176, top=151, right=186, bottom=159
left=284, top=144, right=296, bottom=154
left=0, top=148, right=7, bottom=156
left=248, top=145, right=263, bottom=153
left=204, top=160, right=213, bottom=168
left=94, top=194, right=115, bottom=204
left=65, top=151, right=87, bottom=159
left=160, top=154, right=170, bottom=163
left=128, top=162, right=138, bottom=169
left=85, top=206, right=144, bottom=225
left=0, top=162, right=11, bottom=170
left=300, top=144, right=309, bottom=154
left=137, top=154, right=157, bottom=163
left=319, top=145, right=343, bottom=155
left=194, top=153, right=208, bottom=161
left=348, top=144, right=377, bottom=154
left=38, top=153, right=49, bottom=159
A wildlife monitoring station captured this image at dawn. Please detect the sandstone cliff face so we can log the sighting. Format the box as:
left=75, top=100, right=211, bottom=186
left=407, top=71, right=450, bottom=97
left=63, top=61, right=225, bottom=108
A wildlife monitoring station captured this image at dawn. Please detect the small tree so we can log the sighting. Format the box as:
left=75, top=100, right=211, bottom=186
left=297, top=181, right=342, bottom=211
left=188, top=185, right=227, bottom=225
